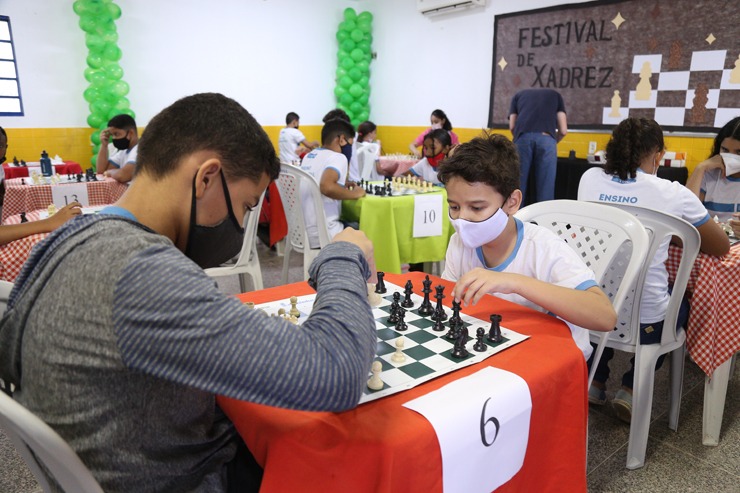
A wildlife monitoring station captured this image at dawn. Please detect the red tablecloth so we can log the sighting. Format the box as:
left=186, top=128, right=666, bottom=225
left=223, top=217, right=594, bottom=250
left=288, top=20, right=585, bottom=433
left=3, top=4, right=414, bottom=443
left=0, top=210, right=48, bottom=282
left=378, top=156, right=419, bottom=176
left=1, top=177, right=127, bottom=222
left=218, top=272, right=588, bottom=493
left=2, top=161, right=83, bottom=180
left=666, top=243, right=740, bottom=377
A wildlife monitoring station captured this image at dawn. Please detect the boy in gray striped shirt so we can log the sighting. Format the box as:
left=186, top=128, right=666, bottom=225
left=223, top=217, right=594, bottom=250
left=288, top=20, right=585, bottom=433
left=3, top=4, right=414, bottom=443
left=0, top=93, right=377, bottom=492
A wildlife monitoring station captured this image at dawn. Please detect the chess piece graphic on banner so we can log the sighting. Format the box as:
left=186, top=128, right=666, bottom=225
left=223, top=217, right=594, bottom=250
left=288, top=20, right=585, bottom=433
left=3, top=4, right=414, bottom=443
left=609, top=90, right=622, bottom=118
left=690, top=83, right=709, bottom=124
left=730, top=54, right=740, bottom=84
left=636, top=61, right=652, bottom=100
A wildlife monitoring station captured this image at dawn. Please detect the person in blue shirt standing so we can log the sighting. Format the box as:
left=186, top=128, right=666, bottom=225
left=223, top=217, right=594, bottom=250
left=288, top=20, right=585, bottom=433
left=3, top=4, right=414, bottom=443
left=509, top=88, right=568, bottom=203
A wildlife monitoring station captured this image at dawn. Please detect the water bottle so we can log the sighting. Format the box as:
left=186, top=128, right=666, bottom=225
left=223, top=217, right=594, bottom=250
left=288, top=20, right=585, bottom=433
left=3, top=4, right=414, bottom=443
left=40, top=150, right=53, bottom=177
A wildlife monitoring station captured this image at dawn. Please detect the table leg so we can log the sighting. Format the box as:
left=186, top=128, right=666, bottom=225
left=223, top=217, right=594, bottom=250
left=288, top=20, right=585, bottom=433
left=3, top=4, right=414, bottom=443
left=702, top=356, right=734, bottom=446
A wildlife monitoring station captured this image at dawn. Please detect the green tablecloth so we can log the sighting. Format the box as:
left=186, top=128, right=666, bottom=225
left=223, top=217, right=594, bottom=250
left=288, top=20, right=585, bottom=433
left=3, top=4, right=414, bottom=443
left=341, top=188, right=453, bottom=274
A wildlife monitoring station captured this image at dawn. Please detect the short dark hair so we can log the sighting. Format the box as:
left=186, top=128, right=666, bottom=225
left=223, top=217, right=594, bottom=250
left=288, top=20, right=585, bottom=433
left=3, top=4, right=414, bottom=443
left=424, top=128, right=452, bottom=148
left=107, top=114, right=137, bottom=132
left=0, top=126, right=6, bottom=140
left=286, top=112, right=299, bottom=125
left=321, top=118, right=355, bottom=146
left=357, top=121, right=376, bottom=142
left=431, top=109, right=453, bottom=131
left=437, top=132, right=519, bottom=199
left=605, top=117, right=664, bottom=181
left=136, top=93, right=279, bottom=182
left=323, top=108, right=350, bottom=123
left=711, top=116, right=740, bottom=157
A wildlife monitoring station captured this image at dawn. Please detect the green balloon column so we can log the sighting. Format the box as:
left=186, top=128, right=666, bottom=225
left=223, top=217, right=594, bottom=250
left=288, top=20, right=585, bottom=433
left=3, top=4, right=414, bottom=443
left=73, top=0, right=134, bottom=169
left=334, top=8, right=373, bottom=128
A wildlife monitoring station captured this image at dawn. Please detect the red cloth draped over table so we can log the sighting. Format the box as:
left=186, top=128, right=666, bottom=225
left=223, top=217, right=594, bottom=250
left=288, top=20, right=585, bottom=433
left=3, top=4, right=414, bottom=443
left=2, top=161, right=84, bottom=180
left=1, top=177, right=127, bottom=223
left=666, top=243, right=740, bottom=377
left=0, top=210, right=48, bottom=282
left=218, top=272, right=588, bottom=493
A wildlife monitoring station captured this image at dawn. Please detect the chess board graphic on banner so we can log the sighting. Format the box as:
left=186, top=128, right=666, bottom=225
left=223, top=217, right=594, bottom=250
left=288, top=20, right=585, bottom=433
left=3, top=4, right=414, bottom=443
left=252, top=281, right=529, bottom=404
left=488, top=0, right=739, bottom=131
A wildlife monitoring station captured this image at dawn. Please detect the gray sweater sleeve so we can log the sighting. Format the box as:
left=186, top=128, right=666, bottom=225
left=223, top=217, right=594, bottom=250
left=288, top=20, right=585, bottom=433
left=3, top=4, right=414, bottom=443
left=113, top=241, right=377, bottom=412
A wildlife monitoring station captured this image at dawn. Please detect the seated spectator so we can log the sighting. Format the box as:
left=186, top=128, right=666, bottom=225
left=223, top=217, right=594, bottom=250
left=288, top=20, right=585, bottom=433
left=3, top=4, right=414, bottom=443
left=408, top=109, right=460, bottom=158
left=97, top=114, right=138, bottom=183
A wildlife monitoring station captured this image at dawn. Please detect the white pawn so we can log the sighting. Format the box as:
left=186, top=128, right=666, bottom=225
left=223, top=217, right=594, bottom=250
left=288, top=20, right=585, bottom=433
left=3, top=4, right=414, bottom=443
left=367, top=360, right=383, bottom=390
left=391, top=337, right=406, bottom=363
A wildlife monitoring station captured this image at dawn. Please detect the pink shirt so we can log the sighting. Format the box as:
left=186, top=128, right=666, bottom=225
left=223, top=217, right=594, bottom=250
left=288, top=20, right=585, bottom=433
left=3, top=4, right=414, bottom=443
left=412, top=128, right=460, bottom=147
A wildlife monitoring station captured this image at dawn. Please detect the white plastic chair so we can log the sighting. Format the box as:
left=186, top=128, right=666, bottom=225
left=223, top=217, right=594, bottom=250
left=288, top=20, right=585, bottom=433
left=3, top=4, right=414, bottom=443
left=0, top=280, right=13, bottom=396
left=204, top=191, right=265, bottom=292
left=357, top=142, right=382, bottom=181
left=515, top=200, right=650, bottom=390
left=274, top=163, right=332, bottom=284
left=604, top=203, right=700, bottom=469
left=0, top=391, right=104, bottom=492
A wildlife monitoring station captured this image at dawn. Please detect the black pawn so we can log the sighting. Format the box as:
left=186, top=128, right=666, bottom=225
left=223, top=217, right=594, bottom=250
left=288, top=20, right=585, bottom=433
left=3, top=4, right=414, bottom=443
left=375, top=271, right=387, bottom=294
left=487, top=314, right=503, bottom=343
left=432, top=316, right=445, bottom=332
left=21, top=178, right=25, bottom=185
left=401, top=280, right=414, bottom=308
left=473, top=327, right=487, bottom=352
left=445, top=319, right=458, bottom=341
left=387, top=292, right=401, bottom=324
left=431, top=285, right=448, bottom=321
left=417, top=275, right=434, bottom=316
left=395, top=307, right=408, bottom=332
left=450, top=300, right=462, bottom=327
left=19, top=212, right=28, bottom=223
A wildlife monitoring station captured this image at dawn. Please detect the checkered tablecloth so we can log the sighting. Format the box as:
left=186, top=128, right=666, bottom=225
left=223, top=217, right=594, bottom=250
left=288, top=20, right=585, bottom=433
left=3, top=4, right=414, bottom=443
left=0, top=210, right=48, bottom=282
left=666, top=243, right=740, bottom=377
left=1, top=177, right=127, bottom=222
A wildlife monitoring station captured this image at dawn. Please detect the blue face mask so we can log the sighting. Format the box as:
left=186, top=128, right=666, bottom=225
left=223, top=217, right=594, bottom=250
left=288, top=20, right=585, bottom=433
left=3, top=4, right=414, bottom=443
left=340, top=143, right=352, bottom=162
left=185, top=171, right=245, bottom=269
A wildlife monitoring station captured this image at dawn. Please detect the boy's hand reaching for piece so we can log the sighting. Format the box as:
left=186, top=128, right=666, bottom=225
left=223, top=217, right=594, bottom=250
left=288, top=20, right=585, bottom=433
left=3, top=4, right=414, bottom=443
left=453, top=268, right=518, bottom=306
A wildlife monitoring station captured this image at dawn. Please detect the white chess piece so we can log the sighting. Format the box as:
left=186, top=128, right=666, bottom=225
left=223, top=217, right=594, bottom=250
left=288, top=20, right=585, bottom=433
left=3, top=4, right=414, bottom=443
left=391, top=337, right=406, bottom=363
left=289, top=296, right=300, bottom=319
left=367, top=360, right=383, bottom=390
left=367, top=283, right=382, bottom=307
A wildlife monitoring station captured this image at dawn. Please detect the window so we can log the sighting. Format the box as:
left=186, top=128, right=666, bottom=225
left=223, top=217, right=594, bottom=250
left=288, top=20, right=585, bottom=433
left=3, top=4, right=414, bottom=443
left=0, top=16, right=23, bottom=116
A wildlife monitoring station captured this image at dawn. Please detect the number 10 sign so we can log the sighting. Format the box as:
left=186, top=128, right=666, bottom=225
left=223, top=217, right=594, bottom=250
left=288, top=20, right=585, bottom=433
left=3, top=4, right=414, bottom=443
left=51, top=183, right=90, bottom=208
left=413, top=194, right=443, bottom=238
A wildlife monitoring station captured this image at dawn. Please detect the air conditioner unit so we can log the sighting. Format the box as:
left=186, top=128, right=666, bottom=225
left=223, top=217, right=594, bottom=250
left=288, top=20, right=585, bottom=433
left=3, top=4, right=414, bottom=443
left=417, top=0, right=486, bottom=16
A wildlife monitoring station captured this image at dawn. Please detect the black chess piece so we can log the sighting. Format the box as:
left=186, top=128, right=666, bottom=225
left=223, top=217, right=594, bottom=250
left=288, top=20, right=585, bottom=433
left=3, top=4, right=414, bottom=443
left=20, top=159, right=26, bottom=166
left=394, top=307, right=408, bottom=332
left=445, top=319, right=459, bottom=341
left=20, top=178, right=25, bottom=185
left=12, top=157, right=18, bottom=166
left=19, top=212, right=28, bottom=223
left=451, top=325, right=470, bottom=359
left=375, top=271, right=387, bottom=294
left=417, top=275, right=434, bottom=316
left=450, top=300, right=462, bottom=327
left=473, top=327, right=487, bottom=352
left=76, top=173, right=83, bottom=183
left=401, top=280, right=414, bottom=308
left=431, top=285, right=448, bottom=321
left=487, top=314, right=503, bottom=343
left=432, top=316, right=445, bottom=332
left=387, top=292, right=401, bottom=324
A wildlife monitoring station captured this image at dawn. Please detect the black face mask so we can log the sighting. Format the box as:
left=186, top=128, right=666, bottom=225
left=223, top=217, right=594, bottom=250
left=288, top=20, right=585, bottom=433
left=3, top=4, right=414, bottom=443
left=112, top=134, right=130, bottom=151
left=185, top=171, right=245, bottom=269
left=340, top=142, right=352, bottom=163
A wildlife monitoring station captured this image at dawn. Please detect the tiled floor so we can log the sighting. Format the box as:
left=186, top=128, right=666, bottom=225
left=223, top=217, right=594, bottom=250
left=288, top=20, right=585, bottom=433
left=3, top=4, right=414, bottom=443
left=1, top=241, right=737, bottom=492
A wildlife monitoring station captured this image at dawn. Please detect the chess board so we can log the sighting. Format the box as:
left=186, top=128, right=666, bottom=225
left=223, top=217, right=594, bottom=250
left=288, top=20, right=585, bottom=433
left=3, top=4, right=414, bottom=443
left=361, top=180, right=441, bottom=197
left=252, top=281, right=529, bottom=404
left=601, top=50, right=738, bottom=128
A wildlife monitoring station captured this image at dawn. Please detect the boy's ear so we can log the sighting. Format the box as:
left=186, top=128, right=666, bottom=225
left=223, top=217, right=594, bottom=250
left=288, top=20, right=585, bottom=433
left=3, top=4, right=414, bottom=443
left=504, top=189, right=523, bottom=215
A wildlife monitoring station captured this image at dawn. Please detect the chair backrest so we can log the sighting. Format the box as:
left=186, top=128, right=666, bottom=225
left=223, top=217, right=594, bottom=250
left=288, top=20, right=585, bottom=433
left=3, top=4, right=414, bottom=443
left=606, top=203, right=701, bottom=348
left=0, top=392, right=103, bottom=492
left=357, top=142, right=381, bottom=181
left=275, top=163, right=332, bottom=251
left=515, top=200, right=650, bottom=384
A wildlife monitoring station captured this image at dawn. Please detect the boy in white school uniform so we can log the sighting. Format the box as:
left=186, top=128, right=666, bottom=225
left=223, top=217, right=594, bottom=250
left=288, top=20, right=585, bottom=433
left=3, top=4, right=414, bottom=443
left=439, top=134, right=617, bottom=361
left=300, top=118, right=365, bottom=248
left=97, top=113, right=139, bottom=183
left=278, top=112, right=318, bottom=164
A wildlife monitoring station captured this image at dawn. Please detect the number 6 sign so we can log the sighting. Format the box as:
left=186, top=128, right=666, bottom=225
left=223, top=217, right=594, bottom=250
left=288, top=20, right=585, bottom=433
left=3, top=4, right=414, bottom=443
left=51, top=183, right=90, bottom=208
